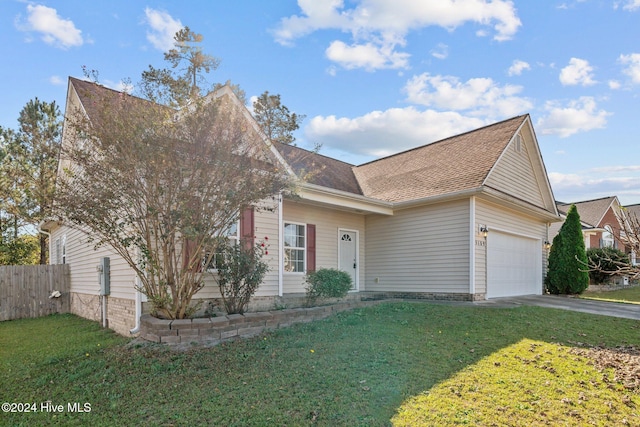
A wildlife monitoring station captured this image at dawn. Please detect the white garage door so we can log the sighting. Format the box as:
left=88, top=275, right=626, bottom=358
left=487, top=231, right=541, bottom=298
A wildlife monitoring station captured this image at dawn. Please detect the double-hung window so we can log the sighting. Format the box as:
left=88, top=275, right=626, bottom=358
left=203, top=221, right=239, bottom=272
left=602, top=225, right=614, bottom=248
left=284, top=222, right=305, bottom=273
left=55, top=236, right=66, bottom=264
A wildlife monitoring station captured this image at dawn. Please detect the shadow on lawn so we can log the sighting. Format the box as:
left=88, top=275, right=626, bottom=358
left=2, top=303, right=639, bottom=426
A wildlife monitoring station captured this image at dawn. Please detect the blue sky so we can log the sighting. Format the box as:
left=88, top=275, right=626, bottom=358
left=1, top=0, right=639, bottom=205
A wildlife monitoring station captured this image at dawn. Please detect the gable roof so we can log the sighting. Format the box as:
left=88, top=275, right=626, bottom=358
left=65, top=77, right=556, bottom=217
left=624, top=204, right=640, bottom=221
left=352, top=115, right=528, bottom=203
left=557, top=196, right=618, bottom=228
left=274, top=142, right=363, bottom=195
left=68, top=77, right=164, bottom=121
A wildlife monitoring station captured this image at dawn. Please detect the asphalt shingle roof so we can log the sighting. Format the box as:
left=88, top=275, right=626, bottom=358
left=70, top=78, right=536, bottom=206
left=352, top=115, right=528, bottom=202
left=557, top=196, right=616, bottom=227
left=274, top=142, right=363, bottom=195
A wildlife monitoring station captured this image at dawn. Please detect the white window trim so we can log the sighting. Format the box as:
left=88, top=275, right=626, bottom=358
left=61, top=235, right=66, bottom=264
left=283, top=221, right=306, bottom=274
left=602, top=225, right=614, bottom=248
left=55, top=235, right=67, bottom=265
left=204, top=220, right=239, bottom=273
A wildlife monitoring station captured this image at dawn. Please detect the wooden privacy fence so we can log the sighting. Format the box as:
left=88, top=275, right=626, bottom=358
left=0, top=265, right=70, bottom=321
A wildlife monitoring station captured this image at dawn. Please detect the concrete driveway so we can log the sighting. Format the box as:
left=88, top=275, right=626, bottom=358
left=477, top=294, right=640, bottom=321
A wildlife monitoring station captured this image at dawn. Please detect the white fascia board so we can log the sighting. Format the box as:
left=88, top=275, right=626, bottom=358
left=298, top=183, right=393, bottom=215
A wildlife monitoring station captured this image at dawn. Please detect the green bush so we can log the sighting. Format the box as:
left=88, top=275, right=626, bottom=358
left=546, top=205, right=590, bottom=294
left=214, top=240, right=269, bottom=314
left=586, top=247, right=629, bottom=284
left=305, top=268, right=352, bottom=306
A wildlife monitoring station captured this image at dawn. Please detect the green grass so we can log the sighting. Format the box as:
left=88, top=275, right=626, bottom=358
left=1, top=304, right=639, bottom=426
left=581, top=285, right=640, bottom=304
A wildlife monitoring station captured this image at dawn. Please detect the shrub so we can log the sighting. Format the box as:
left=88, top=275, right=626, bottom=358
left=586, top=247, right=629, bottom=284
left=546, top=204, right=590, bottom=294
left=214, top=239, right=269, bottom=314
left=305, top=268, right=352, bottom=306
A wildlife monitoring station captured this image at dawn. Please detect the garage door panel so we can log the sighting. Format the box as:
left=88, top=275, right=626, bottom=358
left=487, top=232, right=541, bottom=298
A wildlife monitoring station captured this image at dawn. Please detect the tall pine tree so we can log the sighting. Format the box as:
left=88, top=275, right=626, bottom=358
left=546, top=204, right=590, bottom=294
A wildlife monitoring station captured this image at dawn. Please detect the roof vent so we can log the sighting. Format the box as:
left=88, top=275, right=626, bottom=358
left=514, top=133, right=522, bottom=152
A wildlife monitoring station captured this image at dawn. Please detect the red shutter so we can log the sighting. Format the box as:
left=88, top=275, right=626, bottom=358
left=240, top=207, right=255, bottom=250
left=307, top=224, right=316, bottom=273
left=182, top=239, right=201, bottom=272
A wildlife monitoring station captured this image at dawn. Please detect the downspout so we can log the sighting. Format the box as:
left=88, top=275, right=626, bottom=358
left=469, top=197, right=476, bottom=296
left=130, top=248, right=143, bottom=335
left=278, top=193, right=284, bottom=297
left=129, top=286, right=142, bottom=335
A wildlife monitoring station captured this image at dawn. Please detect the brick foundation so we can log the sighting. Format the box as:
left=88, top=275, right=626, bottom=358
left=70, top=293, right=138, bottom=336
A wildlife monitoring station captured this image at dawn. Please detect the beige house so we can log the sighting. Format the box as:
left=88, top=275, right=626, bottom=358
left=45, top=78, right=560, bottom=335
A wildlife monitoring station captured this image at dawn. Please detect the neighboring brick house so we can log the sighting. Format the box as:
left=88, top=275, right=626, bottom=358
left=44, top=77, right=560, bottom=335
left=551, top=196, right=624, bottom=250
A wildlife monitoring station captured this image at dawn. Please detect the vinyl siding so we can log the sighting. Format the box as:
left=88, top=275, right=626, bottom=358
left=198, top=197, right=281, bottom=298
left=51, top=225, right=136, bottom=300
left=485, top=131, right=545, bottom=209
left=365, top=199, right=470, bottom=293
left=282, top=200, right=366, bottom=293
left=474, top=199, right=548, bottom=295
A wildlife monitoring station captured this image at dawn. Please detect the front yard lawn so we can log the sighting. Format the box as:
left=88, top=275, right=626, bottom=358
left=1, top=303, right=638, bottom=426
left=581, top=284, right=640, bottom=304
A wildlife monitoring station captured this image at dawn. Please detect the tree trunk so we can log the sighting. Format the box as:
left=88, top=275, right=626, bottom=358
left=39, top=233, right=47, bottom=265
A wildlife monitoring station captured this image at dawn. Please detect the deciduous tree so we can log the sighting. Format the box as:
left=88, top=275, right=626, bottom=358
left=55, top=29, right=292, bottom=319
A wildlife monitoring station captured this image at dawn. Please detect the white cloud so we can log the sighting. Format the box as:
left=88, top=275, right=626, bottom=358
left=608, top=80, right=622, bottom=89
left=49, top=75, right=64, bottom=85
left=621, top=0, right=640, bottom=11
left=274, top=0, right=521, bottom=70
left=325, top=40, right=410, bottom=71
left=536, top=97, right=610, bottom=137
left=404, top=73, right=532, bottom=119
left=17, top=4, right=83, bottom=49
left=508, top=59, right=531, bottom=76
left=305, top=107, right=484, bottom=157
left=144, top=8, right=183, bottom=52
left=549, top=171, right=640, bottom=204
left=430, top=43, right=448, bottom=60
left=559, top=58, right=596, bottom=86
left=619, top=53, right=640, bottom=84
left=104, top=80, right=134, bottom=94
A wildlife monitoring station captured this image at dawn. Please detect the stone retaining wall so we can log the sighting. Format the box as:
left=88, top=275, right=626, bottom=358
left=140, top=300, right=385, bottom=345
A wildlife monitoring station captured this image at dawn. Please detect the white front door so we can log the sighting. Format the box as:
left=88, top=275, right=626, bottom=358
left=338, top=229, right=358, bottom=290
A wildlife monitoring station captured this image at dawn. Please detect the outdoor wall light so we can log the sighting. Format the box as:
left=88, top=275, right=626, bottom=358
left=544, top=240, right=551, bottom=249
left=480, top=226, right=488, bottom=237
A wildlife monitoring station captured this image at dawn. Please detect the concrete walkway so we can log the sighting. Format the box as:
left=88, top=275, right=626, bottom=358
left=474, top=294, right=640, bottom=321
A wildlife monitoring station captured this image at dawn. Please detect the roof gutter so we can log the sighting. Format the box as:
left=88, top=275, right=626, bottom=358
left=297, top=182, right=394, bottom=215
